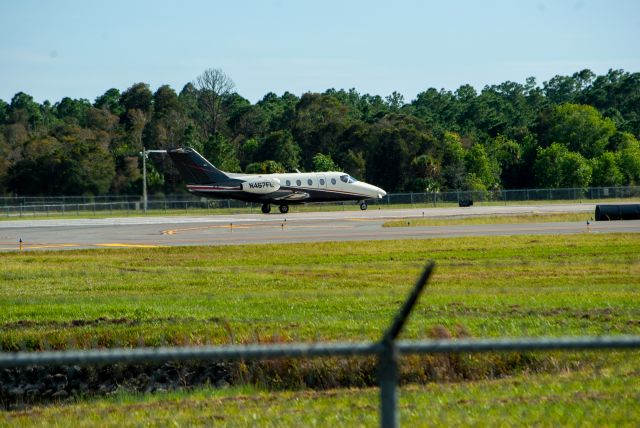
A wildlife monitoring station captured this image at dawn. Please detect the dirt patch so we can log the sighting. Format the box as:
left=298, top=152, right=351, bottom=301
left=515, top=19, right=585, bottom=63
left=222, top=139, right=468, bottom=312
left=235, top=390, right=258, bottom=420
left=2, top=316, right=231, bottom=331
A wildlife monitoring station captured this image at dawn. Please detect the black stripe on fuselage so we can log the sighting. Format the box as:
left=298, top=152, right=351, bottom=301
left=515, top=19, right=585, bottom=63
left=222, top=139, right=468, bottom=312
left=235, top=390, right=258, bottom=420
left=188, top=186, right=371, bottom=204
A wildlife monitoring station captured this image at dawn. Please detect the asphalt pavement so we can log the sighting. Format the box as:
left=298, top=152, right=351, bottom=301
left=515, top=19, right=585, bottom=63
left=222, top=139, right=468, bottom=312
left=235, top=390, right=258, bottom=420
left=1, top=204, right=638, bottom=251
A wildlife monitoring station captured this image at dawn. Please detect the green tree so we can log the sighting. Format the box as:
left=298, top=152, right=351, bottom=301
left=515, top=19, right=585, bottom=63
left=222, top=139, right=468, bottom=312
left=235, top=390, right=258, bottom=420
left=579, top=69, right=640, bottom=137
left=591, top=152, right=624, bottom=186
left=153, top=85, right=182, bottom=118
left=292, top=93, right=352, bottom=168
left=0, top=132, right=9, bottom=194
left=9, top=92, right=43, bottom=131
left=534, top=143, right=568, bottom=188
left=542, top=70, right=594, bottom=104
left=260, top=130, right=301, bottom=171
left=240, top=137, right=261, bottom=166
left=244, top=160, right=285, bottom=174
left=464, top=143, right=499, bottom=189
left=608, top=131, right=638, bottom=151
left=203, top=134, right=240, bottom=172
left=312, top=153, right=340, bottom=171
left=410, top=88, right=457, bottom=131
left=0, top=98, right=8, bottom=125
left=182, top=124, right=203, bottom=152
left=94, top=88, right=124, bottom=116
left=558, top=151, right=592, bottom=188
left=617, top=143, right=640, bottom=185
left=534, top=143, right=591, bottom=188
left=440, top=131, right=467, bottom=190
left=341, top=149, right=367, bottom=180
left=538, top=103, right=616, bottom=158
left=493, top=135, right=523, bottom=188
left=257, top=91, right=299, bottom=131
left=120, top=83, right=153, bottom=116
left=7, top=126, right=115, bottom=196
left=146, top=85, right=188, bottom=150
left=385, top=91, right=405, bottom=111
left=55, top=97, right=92, bottom=126
left=464, top=173, right=488, bottom=193
left=410, top=154, right=440, bottom=192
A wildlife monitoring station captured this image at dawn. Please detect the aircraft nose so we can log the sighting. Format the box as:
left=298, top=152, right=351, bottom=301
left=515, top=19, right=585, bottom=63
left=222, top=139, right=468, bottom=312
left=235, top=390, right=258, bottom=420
left=361, top=183, right=387, bottom=199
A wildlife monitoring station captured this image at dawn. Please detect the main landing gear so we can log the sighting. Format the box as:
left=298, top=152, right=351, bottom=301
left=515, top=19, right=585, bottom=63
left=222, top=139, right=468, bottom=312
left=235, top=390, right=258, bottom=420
left=261, top=203, right=289, bottom=214
left=359, top=201, right=368, bottom=210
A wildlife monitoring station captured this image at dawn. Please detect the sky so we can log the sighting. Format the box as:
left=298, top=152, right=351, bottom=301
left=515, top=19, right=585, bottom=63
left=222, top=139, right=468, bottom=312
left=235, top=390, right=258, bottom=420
left=1, top=0, right=639, bottom=105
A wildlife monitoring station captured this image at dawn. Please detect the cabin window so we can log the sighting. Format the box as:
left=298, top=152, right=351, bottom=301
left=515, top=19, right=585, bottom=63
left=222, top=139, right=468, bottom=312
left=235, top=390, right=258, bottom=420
left=296, top=179, right=302, bottom=186
left=331, top=178, right=337, bottom=185
left=319, top=178, right=325, bottom=185
left=286, top=180, right=291, bottom=186
left=307, top=179, right=313, bottom=186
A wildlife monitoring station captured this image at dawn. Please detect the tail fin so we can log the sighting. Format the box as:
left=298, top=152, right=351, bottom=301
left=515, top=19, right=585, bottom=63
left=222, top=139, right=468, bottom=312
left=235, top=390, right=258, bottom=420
left=168, top=147, right=230, bottom=184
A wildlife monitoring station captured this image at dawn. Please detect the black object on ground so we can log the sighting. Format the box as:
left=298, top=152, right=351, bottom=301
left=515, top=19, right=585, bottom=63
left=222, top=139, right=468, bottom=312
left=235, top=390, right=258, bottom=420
left=595, top=204, right=640, bottom=221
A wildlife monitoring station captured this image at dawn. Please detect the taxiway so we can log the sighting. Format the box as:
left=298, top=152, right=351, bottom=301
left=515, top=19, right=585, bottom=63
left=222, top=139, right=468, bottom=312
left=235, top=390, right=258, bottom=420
left=1, top=204, right=638, bottom=251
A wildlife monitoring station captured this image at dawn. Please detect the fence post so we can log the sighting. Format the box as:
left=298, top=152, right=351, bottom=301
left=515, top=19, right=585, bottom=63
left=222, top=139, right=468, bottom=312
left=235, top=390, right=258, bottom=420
left=378, top=262, right=435, bottom=428
left=379, top=340, right=399, bottom=428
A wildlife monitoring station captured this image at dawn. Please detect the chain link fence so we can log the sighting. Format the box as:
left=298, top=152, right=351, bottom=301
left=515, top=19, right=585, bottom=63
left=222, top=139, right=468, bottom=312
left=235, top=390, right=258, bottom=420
left=1, top=263, right=639, bottom=426
left=2, top=186, right=640, bottom=217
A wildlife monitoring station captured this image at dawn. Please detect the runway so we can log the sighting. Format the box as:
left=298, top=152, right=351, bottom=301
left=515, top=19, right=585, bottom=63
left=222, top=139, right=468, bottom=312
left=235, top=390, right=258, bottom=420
left=1, top=204, right=638, bottom=251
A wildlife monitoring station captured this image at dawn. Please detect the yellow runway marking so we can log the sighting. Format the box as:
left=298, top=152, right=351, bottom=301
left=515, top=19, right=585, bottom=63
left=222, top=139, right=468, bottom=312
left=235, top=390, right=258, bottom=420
left=0, top=243, right=82, bottom=250
left=26, top=244, right=81, bottom=249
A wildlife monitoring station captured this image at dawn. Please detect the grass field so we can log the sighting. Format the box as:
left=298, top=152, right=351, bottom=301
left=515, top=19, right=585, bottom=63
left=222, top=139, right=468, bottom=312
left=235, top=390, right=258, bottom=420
left=383, top=212, right=594, bottom=227
left=2, top=363, right=638, bottom=427
left=1, top=234, right=639, bottom=349
left=1, top=233, right=639, bottom=424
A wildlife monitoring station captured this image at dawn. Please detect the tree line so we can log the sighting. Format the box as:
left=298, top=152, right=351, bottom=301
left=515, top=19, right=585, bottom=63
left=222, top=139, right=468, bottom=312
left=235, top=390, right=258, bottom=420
left=1, top=68, right=639, bottom=197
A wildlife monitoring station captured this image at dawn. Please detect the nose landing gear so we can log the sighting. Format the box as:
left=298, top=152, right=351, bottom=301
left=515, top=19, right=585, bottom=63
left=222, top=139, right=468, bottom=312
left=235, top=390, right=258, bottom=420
left=359, top=201, right=368, bottom=210
left=278, top=204, right=289, bottom=214
left=261, top=203, right=271, bottom=214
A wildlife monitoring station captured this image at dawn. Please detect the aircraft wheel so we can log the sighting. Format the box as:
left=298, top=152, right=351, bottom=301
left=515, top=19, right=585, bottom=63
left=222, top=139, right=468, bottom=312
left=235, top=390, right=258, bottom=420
left=360, top=201, right=368, bottom=210
left=261, top=203, right=271, bottom=214
left=279, top=204, right=289, bottom=214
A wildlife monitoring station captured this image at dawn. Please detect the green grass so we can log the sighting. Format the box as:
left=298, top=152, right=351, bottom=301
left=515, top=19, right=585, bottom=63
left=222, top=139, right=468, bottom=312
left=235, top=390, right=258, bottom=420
left=1, top=234, right=639, bottom=350
left=383, top=212, right=595, bottom=227
left=1, top=234, right=638, bottom=424
left=3, top=363, right=638, bottom=427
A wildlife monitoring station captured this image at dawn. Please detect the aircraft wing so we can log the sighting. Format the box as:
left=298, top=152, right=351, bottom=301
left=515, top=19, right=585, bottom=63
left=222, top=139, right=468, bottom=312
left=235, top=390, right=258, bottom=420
left=270, top=190, right=310, bottom=201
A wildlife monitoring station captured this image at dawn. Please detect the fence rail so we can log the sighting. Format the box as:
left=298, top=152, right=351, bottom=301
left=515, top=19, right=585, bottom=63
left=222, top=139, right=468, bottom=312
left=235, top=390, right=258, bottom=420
left=2, top=336, right=638, bottom=369
left=2, top=262, right=639, bottom=427
left=2, top=186, right=640, bottom=218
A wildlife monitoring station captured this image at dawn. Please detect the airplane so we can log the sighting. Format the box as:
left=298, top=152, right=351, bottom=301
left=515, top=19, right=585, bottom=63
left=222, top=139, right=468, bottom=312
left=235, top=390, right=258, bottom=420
left=167, top=147, right=387, bottom=214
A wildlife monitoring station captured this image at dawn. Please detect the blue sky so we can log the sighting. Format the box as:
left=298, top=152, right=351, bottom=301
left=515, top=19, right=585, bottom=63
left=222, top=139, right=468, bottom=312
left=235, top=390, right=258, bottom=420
left=1, top=0, right=639, bottom=104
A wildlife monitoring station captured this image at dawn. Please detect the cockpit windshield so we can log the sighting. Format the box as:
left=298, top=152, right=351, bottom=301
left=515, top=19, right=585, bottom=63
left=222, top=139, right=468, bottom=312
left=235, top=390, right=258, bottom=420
left=340, top=174, right=358, bottom=184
